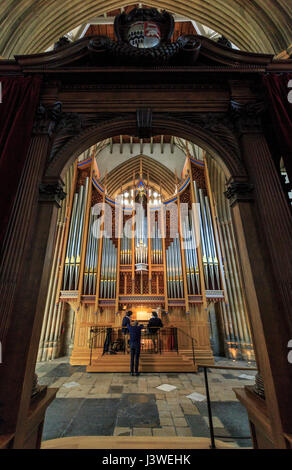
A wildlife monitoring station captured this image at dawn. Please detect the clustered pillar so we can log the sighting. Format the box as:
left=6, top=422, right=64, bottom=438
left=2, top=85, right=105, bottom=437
left=226, top=101, right=292, bottom=447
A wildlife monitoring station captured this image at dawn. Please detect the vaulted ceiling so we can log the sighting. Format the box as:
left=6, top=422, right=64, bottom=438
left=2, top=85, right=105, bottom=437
left=100, top=154, right=177, bottom=198
left=0, top=1, right=291, bottom=58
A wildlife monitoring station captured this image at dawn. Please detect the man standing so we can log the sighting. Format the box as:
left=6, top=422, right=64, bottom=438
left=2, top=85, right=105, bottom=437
left=122, top=310, right=132, bottom=352
left=147, top=311, right=163, bottom=353
left=122, top=310, right=133, bottom=333
left=127, top=321, right=144, bottom=376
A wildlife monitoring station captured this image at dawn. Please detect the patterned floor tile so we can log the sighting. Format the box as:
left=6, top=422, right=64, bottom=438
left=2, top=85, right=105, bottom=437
left=40, top=356, right=256, bottom=446
left=116, top=393, right=159, bottom=428
left=108, top=385, right=124, bottom=394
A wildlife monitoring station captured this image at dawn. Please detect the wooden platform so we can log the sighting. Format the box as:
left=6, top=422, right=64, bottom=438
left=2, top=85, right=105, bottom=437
left=86, top=352, right=197, bottom=373
left=42, top=436, right=238, bottom=449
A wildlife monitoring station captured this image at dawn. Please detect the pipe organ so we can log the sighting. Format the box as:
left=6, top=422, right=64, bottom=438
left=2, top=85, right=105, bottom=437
left=181, top=216, right=200, bottom=296
left=100, top=236, right=117, bottom=299
left=166, top=237, right=184, bottom=299
left=57, top=151, right=227, bottom=368
left=151, top=221, right=163, bottom=265
left=195, top=182, right=221, bottom=292
left=83, top=207, right=100, bottom=296
left=63, top=177, right=89, bottom=291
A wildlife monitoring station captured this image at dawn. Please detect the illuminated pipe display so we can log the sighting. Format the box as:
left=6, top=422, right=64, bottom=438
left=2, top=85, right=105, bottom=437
left=60, top=160, right=223, bottom=304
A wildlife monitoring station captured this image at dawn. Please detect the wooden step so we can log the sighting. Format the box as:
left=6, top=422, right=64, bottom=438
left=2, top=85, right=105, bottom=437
left=71, top=349, right=213, bottom=367
left=42, top=435, right=238, bottom=449
left=86, top=352, right=197, bottom=373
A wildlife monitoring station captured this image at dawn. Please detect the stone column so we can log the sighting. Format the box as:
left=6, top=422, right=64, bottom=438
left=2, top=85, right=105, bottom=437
left=0, top=133, right=51, bottom=436
left=0, top=102, right=67, bottom=448
left=226, top=101, right=292, bottom=447
left=12, top=179, right=65, bottom=448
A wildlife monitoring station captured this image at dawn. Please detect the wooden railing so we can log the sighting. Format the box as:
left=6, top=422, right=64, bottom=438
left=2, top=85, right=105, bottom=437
left=88, top=326, right=178, bottom=365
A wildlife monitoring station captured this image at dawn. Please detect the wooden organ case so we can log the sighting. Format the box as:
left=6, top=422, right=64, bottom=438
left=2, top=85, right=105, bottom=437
left=56, top=151, right=226, bottom=372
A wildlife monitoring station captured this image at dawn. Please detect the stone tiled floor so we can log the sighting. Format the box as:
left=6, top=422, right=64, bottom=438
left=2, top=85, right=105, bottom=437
left=37, top=356, right=257, bottom=448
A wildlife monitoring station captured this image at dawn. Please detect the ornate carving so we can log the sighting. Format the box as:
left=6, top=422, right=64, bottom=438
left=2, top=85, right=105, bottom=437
left=54, top=36, right=71, bottom=50
left=60, top=83, right=225, bottom=91
left=10, top=7, right=276, bottom=73
left=33, top=104, right=53, bottom=136
left=46, top=111, right=244, bottom=179
left=85, top=7, right=200, bottom=66
left=114, top=8, right=175, bottom=43
left=34, top=101, right=86, bottom=137
left=191, top=166, right=206, bottom=190
left=88, top=35, right=201, bottom=66
left=216, top=36, right=233, bottom=49
left=39, top=181, right=66, bottom=205
left=224, top=181, right=254, bottom=206
left=55, top=111, right=83, bottom=134
left=163, top=112, right=240, bottom=163
left=48, top=110, right=122, bottom=163
left=229, top=100, right=266, bottom=134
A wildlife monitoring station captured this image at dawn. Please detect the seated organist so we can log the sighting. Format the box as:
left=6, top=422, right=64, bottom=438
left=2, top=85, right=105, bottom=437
left=122, top=310, right=133, bottom=352
left=147, top=311, right=163, bottom=353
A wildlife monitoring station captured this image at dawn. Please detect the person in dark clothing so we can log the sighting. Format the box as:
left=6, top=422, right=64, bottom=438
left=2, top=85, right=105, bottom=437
left=127, top=321, right=144, bottom=376
left=147, top=311, right=163, bottom=353
left=122, top=310, right=133, bottom=333
left=122, top=310, right=132, bottom=352
left=102, top=327, right=112, bottom=356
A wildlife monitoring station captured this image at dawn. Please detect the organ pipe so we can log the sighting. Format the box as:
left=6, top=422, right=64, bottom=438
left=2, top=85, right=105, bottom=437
left=193, top=180, right=222, bottom=291
left=199, top=187, right=215, bottom=289
left=60, top=177, right=223, bottom=299
left=39, top=163, right=75, bottom=361
left=175, top=237, right=184, bottom=298
left=63, top=178, right=89, bottom=291
left=100, top=235, right=117, bottom=299
left=83, top=207, right=100, bottom=295
left=206, top=154, right=253, bottom=359
left=182, top=213, right=201, bottom=295
left=151, top=220, right=162, bottom=264
left=166, top=235, right=184, bottom=298
left=205, top=196, right=220, bottom=288
left=39, top=151, right=252, bottom=367
left=57, top=156, right=225, bottom=313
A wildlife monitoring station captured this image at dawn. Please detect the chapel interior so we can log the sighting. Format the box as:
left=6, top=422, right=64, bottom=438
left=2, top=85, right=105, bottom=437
left=0, top=1, right=291, bottom=451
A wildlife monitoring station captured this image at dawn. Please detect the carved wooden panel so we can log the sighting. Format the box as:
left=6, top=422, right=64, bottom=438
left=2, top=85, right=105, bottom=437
left=180, top=185, right=191, bottom=207
left=76, top=168, right=90, bottom=191
left=191, top=165, right=206, bottom=190
left=91, top=186, right=103, bottom=205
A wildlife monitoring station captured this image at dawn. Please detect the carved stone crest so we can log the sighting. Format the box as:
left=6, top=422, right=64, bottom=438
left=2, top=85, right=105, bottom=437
left=163, top=111, right=241, bottom=163
left=39, top=181, right=67, bottom=206
left=88, top=7, right=201, bottom=66
left=229, top=100, right=266, bottom=135
left=225, top=181, right=254, bottom=206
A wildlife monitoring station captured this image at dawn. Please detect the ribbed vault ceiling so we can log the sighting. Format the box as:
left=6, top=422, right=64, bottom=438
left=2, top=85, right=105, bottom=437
left=0, top=1, right=291, bottom=58
left=100, top=154, right=176, bottom=198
